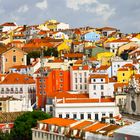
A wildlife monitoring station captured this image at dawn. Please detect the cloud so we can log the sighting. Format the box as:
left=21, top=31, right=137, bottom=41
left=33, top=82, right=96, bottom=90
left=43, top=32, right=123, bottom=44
left=17, top=5, right=29, bottom=13
left=36, top=0, right=48, bottom=10
left=66, top=0, right=115, bottom=21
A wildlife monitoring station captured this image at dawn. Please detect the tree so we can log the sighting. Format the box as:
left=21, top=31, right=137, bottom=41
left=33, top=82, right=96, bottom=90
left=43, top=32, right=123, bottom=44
left=27, top=51, right=40, bottom=65
left=120, top=50, right=129, bottom=60
left=44, top=48, right=58, bottom=57
left=11, top=110, right=51, bottom=140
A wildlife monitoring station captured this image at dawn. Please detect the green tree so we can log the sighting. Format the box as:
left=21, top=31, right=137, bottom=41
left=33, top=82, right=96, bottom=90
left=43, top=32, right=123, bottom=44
left=27, top=51, right=40, bottom=65
left=11, top=110, right=51, bottom=140
left=120, top=50, right=129, bottom=60
left=44, top=48, right=58, bottom=57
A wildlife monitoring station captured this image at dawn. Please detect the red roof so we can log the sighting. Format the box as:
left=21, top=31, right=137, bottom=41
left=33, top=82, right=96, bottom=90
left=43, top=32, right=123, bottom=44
left=72, top=65, right=89, bottom=70
left=58, top=98, right=115, bottom=104
left=39, top=118, right=77, bottom=127
left=0, top=22, right=17, bottom=26
left=0, top=73, right=35, bottom=84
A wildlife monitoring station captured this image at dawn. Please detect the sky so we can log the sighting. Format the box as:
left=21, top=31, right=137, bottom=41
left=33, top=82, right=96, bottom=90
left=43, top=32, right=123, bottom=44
left=0, top=0, right=139, bottom=33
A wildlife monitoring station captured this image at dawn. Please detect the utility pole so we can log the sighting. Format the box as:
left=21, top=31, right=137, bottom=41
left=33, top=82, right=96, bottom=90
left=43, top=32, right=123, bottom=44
left=40, top=46, right=45, bottom=111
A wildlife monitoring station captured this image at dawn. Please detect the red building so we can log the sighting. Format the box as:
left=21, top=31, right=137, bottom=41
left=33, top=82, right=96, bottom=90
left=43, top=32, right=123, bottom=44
left=36, top=68, right=70, bottom=108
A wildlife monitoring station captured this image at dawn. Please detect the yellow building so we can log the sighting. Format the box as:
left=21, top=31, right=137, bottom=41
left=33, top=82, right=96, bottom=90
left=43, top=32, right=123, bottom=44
left=96, top=52, right=114, bottom=65
left=117, top=64, right=137, bottom=83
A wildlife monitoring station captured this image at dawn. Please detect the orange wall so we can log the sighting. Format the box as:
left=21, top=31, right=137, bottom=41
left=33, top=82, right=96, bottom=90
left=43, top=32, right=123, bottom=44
left=36, top=69, right=70, bottom=108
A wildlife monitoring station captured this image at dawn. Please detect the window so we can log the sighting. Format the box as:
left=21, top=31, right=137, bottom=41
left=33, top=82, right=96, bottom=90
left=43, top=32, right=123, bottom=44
left=80, top=78, right=82, bottom=83
left=101, top=92, right=104, bottom=97
left=101, top=79, right=103, bottom=82
left=101, top=85, right=104, bottom=90
left=80, top=85, right=82, bottom=90
left=95, top=113, right=98, bottom=120
left=59, top=114, right=62, bottom=118
left=66, top=114, right=69, bottom=118
left=60, top=72, right=63, bottom=76
left=0, top=102, right=2, bottom=106
left=80, top=114, right=84, bottom=119
left=21, top=58, right=24, bottom=62
left=5, top=58, right=7, bottom=62
left=122, top=73, right=125, bottom=76
left=84, top=78, right=87, bottom=83
left=60, top=79, right=63, bottom=82
left=13, top=50, right=15, bottom=52
left=118, top=65, right=120, bottom=68
left=109, top=113, right=113, bottom=118
left=75, top=85, right=78, bottom=90
left=0, top=107, right=2, bottom=111
left=93, top=79, right=96, bottom=82
left=73, top=114, right=77, bottom=119
left=13, top=56, right=16, bottom=62
left=84, top=72, right=86, bottom=77
left=87, top=114, right=91, bottom=119
left=75, top=78, right=77, bottom=83
left=93, top=85, right=96, bottom=90
left=85, top=85, right=87, bottom=89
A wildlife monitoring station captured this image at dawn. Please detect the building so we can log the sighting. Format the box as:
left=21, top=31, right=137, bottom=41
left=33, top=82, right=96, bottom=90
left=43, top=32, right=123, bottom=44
left=0, top=97, right=32, bottom=112
left=0, top=73, right=36, bottom=109
left=36, top=68, right=70, bottom=108
left=111, top=57, right=133, bottom=76
left=54, top=98, right=119, bottom=122
left=81, top=31, right=100, bottom=42
left=0, top=46, right=27, bottom=74
left=117, top=63, right=137, bottom=83
left=114, top=122, right=140, bottom=140
left=89, top=74, right=114, bottom=98
left=0, top=22, right=17, bottom=32
left=32, top=117, right=121, bottom=140
left=70, top=65, right=90, bottom=93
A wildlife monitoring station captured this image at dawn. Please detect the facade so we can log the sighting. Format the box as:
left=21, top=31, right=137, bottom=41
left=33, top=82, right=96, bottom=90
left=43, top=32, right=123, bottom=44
left=0, top=46, right=27, bottom=74
left=89, top=74, right=114, bottom=98
left=111, top=57, right=133, bottom=76
left=0, top=73, right=36, bottom=109
left=70, top=65, right=90, bottom=93
left=54, top=98, right=119, bottom=122
left=32, top=117, right=121, bottom=140
left=0, top=97, right=32, bottom=112
left=36, top=69, right=70, bottom=108
left=81, top=32, right=100, bottom=42
left=0, top=22, right=17, bottom=32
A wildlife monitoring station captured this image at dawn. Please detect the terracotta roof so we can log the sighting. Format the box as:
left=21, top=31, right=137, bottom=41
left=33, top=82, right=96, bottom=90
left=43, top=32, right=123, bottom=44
left=0, top=22, right=17, bottom=26
left=48, top=91, right=89, bottom=98
left=96, top=65, right=110, bottom=71
left=107, top=38, right=129, bottom=43
left=98, top=124, right=121, bottom=135
left=123, top=63, right=137, bottom=70
left=72, top=65, right=89, bottom=70
left=100, top=27, right=117, bottom=31
left=84, top=122, right=109, bottom=133
left=71, top=121, right=93, bottom=130
left=109, top=76, right=117, bottom=82
left=52, top=59, right=64, bottom=63
left=0, top=73, right=35, bottom=84
left=39, top=117, right=77, bottom=127
left=89, top=74, right=109, bottom=83
left=74, top=60, right=83, bottom=64
left=10, top=65, right=28, bottom=70
left=57, top=98, right=115, bottom=104
left=72, top=41, right=83, bottom=45
left=118, top=67, right=128, bottom=71
left=114, top=82, right=128, bottom=89
left=64, top=53, right=83, bottom=58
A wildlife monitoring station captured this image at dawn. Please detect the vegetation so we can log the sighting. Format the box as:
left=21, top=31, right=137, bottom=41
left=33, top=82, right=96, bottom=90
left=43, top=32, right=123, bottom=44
left=120, top=50, right=129, bottom=60
left=27, top=48, right=58, bottom=65
left=0, top=111, right=51, bottom=140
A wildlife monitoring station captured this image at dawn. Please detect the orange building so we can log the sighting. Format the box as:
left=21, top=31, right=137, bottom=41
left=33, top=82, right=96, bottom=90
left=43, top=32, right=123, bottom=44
left=36, top=68, right=70, bottom=108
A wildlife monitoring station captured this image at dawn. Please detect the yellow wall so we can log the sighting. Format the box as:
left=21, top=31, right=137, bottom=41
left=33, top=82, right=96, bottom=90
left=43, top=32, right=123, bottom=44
left=117, top=69, right=137, bottom=83
left=96, top=52, right=114, bottom=65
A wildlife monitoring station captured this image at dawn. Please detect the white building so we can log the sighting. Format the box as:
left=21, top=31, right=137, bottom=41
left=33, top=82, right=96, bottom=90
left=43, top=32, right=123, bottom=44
left=111, top=57, right=133, bottom=76
left=53, top=98, right=119, bottom=122
left=70, top=65, right=90, bottom=93
left=89, top=74, right=114, bottom=98
left=56, top=22, right=69, bottom=31
left=0, top=97, right=32, bottom=112
left=0, top=22, right=18, bottom=32
left=51, top=31, right=69, bottom=39
left=0, top=73, right=36, bottom=109
left=105, top=39, right=129, bottom=55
